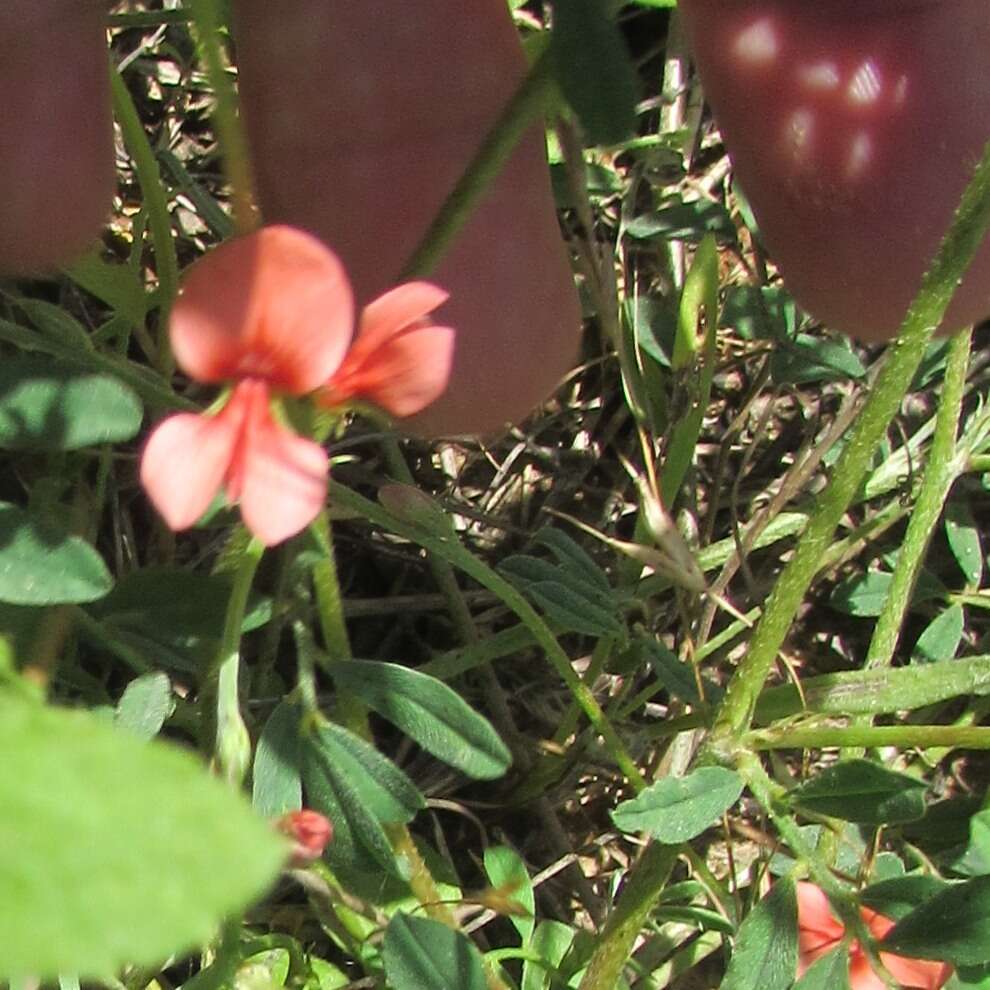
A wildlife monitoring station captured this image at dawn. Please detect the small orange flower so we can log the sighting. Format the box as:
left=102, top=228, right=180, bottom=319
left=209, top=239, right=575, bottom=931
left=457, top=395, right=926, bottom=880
left=275, top=809, right=333, bottom=866
left=140, top=225, right=454, bottom=545
left=797, top=882, right=951, bottom=990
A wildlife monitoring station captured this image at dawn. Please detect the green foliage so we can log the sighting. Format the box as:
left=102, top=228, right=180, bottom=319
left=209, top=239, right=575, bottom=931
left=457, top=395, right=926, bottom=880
left=721, top=878, right=798, bottom=990
left=789, top=760, right=927, bottom=825
left=252, top=700, right=303, bottom=817
left=382, top=914, right=487, bottom=990
left=549, top=0, right=638, bottom=145
left=884, top=875, right=990, bottom=967
left=0, top=503, right=112, bottom=605
left=792, top=946, right=851, bottom=990
left=328, top=659, right=511, bottom=779
left=611, top=767, right=744, bottom=843
left=0, top=696, right=285, bottom=978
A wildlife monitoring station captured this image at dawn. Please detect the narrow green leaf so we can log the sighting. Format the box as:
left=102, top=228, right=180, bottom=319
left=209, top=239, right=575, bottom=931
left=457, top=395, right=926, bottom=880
left=483, top=846, right=535, bottom=945
left=912, top=604, right=965, bottom=664
left=114, top=672, right=172, bottom=740
left=721, top=877, right=798, bottom=990
left=793, top=946, right=851, bottom=990
left=0, top=504, right=112, bottom=605
left=0, top=698, right=285, bottom=978
left=0, top=358, right=142, bottom=450
left=301, top=731, right=400, bottom=878
left=521, top=920, right=574, bottom=990
left=66, top=251, right=149, bottom=327
left=252, top=701, right=303, bottom=817
left=830, top=569, right=945, bottom=617
left=639, top=636, right=703, bottom=706
left=534, top=527, right=612, bottom=594
left=307, top=722, right=424, bottom=824
left=611, top=767, right=743, bottom=843
left=18, top=299, right=93, bottom=353
left=329, top=659, right=511, bottom=780
left=382, top=913, right=487, bottom=990
left=883, top=875, right=990, bottom=967
left=789, top=760, right=927, bottom=825
left=527, top=580, right=624, bottom=637
left=550, top=0, right=638, bottom=145
left=946, top=499, right=983, bottom=587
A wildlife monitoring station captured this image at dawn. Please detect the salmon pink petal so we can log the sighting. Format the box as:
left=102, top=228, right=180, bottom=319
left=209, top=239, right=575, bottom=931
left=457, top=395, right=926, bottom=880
left=171, top=225, right=355, bottom=394
left=235, top=404, right=329, bottom=546
left=848, top=953, right=887, bottom=990
left=796, top=882, right=845, bottom=963
left=140, top=409, right=241, bottom=531
left=880, top=951, right=952, bottom=989
left=324, top=323, right=455, bottom=417
left=352, top=281, right=449, bottom=357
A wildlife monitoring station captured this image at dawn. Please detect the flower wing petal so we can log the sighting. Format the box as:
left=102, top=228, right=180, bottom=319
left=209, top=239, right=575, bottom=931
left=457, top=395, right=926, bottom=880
left=140, top=411, right=238, bottom=531
left=353, top=281, right=449, bottom=357
left=171, top=225, right=355, bottom=393
left=326, top=324, right=455, bottom=417
left=237, top=413, right=328, bottom=546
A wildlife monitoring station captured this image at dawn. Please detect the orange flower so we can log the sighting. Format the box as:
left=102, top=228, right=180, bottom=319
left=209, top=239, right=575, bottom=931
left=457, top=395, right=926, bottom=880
left=797, top=882, right=951, bottom=990
left=140, top=225, right=454, bottom=545
left=275, top=809, right=334, bottom=867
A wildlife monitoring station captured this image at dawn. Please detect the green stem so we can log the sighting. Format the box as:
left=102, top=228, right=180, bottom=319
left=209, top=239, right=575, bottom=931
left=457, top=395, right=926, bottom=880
left=187, top=0, right=259, bottom=234
left=748, top=723, right=990, bottom=751
left=400, top=45, right=555, bottom=279
left=577, top=842, right=679, bottom=990
left=110, top=62, right=179, bottom=374
left=863, top=327, right=972, bottom=673
left=709, top=139, right=990, bottom=749
left=328, top=479, right=646, bottom=791
left=214, top=537, right=264, bottom=786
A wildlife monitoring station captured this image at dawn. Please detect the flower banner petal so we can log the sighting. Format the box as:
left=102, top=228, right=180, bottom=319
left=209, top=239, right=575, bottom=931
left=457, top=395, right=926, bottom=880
left=140, top=410, right=240, bottom=532
left=171, top=225, right=355, bottom=394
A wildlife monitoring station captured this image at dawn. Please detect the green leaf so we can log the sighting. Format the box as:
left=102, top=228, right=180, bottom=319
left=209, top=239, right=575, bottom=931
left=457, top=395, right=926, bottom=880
left=526, top=580, right=624, bottom=637
left=534, top=527, right=612, bottom=595
left=301, top=730, right=401, bottom=880
left=793, top=946, right=851, bottom=990
left=252, top=701, right=303, bottom=817
left=0, top=503, right=112, bottom=605
left=114, top=672, right=173, bottom=739
left=483, top=846, right=535, bottom=944
left=382, top=913, right=487, bottom=990
left=830, top=569, right=945, bottom=617
left=789, top=760, right=927, bottom=825
left=611, top=767, right=744, bottom=842
left=721, top=877, right=798, bottom=990
left=860, top=874, right=951, bottom=921
left=67, top=251, right=149, bottom=327
left=770, top=334, right=866, bottom=385
left=626, top=199, right=736, bottom=244
left=638, top=636, right=703, bottom=706
left=329, top=659, right=511, bottom=780
left=946, top=499, right=983, bottom=587
left=550, top=0, right=638, bottom=145
left=883, top=875, right=990, bottom=967
left=307, top=722, right=423, bottom=824
left=521, top=920, right=574, bottom=990
left=946, top=808, right=990, bottom=877
left=912, top=604, right=964, bottom=664
left=0, top=697, right=285, bottom=978
left=0, top=357, right=142, bottom=450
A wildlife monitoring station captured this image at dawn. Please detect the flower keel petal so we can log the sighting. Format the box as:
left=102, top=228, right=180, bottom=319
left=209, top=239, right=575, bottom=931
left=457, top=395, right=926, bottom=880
left=140, top=411, right=239, bottom=531
left=237, top=411, right=329, bottom=546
